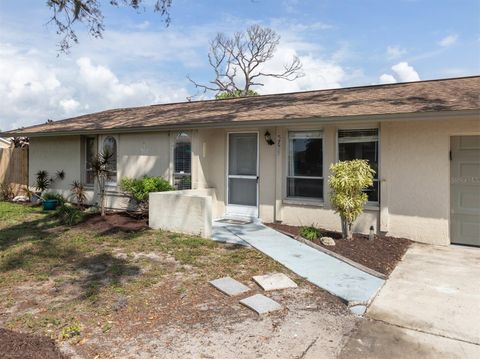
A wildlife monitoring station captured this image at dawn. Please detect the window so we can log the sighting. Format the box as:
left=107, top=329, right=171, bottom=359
left=287, top=131, right=323, bottom=200
left=103, top=136, right=117, bottom=184
left=84, top=136, right=96, bottom=185
left=174, top=132, right=191, bottom=190
left=338, top=129, right=379, bottom=202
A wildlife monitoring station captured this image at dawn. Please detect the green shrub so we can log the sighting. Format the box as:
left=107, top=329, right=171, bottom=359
left=43, top=192, right=66, bottom=206
left=329, top=160, right=375, bottom=239
left=56, top=204, right=84, bottom=226
left=299, top=226, right=321, bottom=240
left=120, top=176, right=174, bottom=211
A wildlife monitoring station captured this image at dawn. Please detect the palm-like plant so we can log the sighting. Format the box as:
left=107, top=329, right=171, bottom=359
left=70, top=181, right=87, bottom=208
left=91, top=148, right=114, bottom=216
left=35, top=170, right=51, bottom=193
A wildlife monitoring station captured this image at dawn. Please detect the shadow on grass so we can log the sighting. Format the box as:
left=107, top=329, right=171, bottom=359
left=0, top=211, right=142, bottom=302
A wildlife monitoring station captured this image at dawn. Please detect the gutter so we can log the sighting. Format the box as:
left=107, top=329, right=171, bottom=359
left=2, top=109, right=479, bottom=138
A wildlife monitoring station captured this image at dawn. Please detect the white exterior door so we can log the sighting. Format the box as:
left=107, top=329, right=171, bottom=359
left=226, top=132, right=259, bottom=218
left=451, top=135, right=480, bottom=246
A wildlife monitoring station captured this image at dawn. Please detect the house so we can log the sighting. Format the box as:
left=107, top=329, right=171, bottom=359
left=2, top=76, right=480, bottom=247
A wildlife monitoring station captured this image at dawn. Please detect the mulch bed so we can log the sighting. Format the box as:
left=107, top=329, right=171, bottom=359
left=266, top=223, right=411, bottom=276
left=76, top=212, right=148, bottom=234
left=0, top=328, right=67, bottom=359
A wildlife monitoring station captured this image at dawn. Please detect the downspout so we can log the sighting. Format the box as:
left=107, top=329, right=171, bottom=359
left=273, top=126, right=281, bottom=223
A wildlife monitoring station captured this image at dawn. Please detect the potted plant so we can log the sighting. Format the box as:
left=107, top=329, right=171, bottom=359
left=41, top=192, right=65, bottom=210
left=34, top=170, right=66, bottom=209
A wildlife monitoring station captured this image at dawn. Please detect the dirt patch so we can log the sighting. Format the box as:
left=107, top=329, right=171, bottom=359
left=76, top=212, right=148, bottom=234
left=65, top=283, right=354, bottom=359
left=266, top=223, right=411, bottom=276
left=0, top=202, right=354, bottom=358
left=0, top=328, right=66, bottom=359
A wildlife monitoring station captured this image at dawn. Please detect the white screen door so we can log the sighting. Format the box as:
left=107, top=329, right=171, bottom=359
left=227, top=132, right=258, bottom=217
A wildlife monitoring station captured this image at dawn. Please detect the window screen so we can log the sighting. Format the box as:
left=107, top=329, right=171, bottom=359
left=338, top=129, right=379, bottom=202
left=174, top=132, right=192, bottom=190
left=287, top=131, right=323, bottom=200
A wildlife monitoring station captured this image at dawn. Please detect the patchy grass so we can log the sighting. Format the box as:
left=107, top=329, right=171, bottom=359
left=0, top=201, right=297, bottom=356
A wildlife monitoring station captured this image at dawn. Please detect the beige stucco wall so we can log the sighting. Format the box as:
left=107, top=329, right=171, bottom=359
left=198, top=116, right=479, bottom=245
left=29, top=136, right=82, bottom=197
left=29, top=132, right=171, bottom=208
left=28, top=113, right=479, bottom=245
left=117, top=132, right=170, bottom=179
left=271, top=123, right=380, bottom=235
left=380, top=117, right=480, bottom=245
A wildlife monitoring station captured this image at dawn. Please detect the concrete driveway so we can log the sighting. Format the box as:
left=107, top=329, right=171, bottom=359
left=340, top=243, right=480, bottom=358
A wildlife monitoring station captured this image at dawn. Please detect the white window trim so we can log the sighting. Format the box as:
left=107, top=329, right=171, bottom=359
left=100, top=134, right=119, bottom=187
left=336, top=127, right=380, bottom=205
left=84, top=135, right=97, bottom=188
left=173, top=131, right=192, bottom=190
left=285, top=130, right=325, bottom=202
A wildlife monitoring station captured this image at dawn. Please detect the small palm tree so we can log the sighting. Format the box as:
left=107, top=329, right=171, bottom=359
left=91, top=148, right=114, bottom=216
left=70, top=181, right=87, bottom=208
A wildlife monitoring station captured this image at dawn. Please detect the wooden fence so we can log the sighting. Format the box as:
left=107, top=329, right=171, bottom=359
left=0, top=147, right=28, bottom=197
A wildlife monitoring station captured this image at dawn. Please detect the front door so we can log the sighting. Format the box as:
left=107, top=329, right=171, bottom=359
left=451, top=135, right=480, bottom=246
left=226, top=132, right=258, bottom=218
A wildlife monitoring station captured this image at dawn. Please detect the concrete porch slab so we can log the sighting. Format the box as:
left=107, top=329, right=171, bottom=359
left=240, top=294, right=283, bottom=314
left=252, top=273, right=298, bottom=291
left=209, top=277, right=251, bottom=297
left=339, top=319, right=480, bottom=359
left=367, top=244, right=480, bottom=345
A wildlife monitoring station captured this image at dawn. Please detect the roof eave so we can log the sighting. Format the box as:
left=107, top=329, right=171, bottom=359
left=3, top=108, right=479, bottom=138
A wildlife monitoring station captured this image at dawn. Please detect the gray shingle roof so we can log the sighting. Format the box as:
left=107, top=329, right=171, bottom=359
left=4, top=76, right=480, bottom=136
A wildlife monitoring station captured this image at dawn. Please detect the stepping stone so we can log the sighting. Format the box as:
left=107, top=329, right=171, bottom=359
left=240, top=294, right=283, bottom=315
left=209, top=277, right=250, bottom=296
left=253, top=273, right=298, bottom=291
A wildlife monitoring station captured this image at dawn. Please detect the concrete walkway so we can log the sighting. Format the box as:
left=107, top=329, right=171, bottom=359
left=212, top=221, right=384, bottom=307
left=339, top=244, right=480, bottom=358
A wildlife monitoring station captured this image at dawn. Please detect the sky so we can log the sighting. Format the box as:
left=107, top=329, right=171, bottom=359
left=0, top=0, right=479, bottom=131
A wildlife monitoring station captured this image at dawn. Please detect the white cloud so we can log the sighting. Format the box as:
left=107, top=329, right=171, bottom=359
left=59, top=98, right=80, bottom=113
left=378, top=62, right=420, bottom=84
left=439, top=34, right=458, bottom=47
left=391, top=61, right=420, bottom=82
left=0, top=43, right=189, bottom=131
left=254, top=45, right=345, bottom=94
left=386, top=46, right=406, bottom=59
left=379, top=74, right=397, bottom=84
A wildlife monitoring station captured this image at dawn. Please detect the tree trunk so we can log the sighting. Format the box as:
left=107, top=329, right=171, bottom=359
left=341, top=217, right=353, bottom=240
left=346, top=222, right=352, bottom=240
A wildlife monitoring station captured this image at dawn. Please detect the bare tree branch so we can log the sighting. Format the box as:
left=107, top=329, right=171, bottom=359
left=188, top=24, right=304, bottom=99
left=46, top=0, right=172, bottom=53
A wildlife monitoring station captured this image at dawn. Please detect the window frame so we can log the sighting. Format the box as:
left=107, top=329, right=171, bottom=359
left=286, top=130, right=325, bottom=202
left=173, top=132, right=192, bottom=190
left=101, top=135, right=118, bottom=187
left=83, top=135, right=97, bottom=187
left=336, top=127, right=380, bottom=205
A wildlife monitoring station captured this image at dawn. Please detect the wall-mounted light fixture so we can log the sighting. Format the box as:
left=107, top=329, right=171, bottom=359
left=264, top=130, right=275, bottom=146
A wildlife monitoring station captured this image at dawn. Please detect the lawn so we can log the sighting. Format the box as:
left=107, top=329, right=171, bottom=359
left=0, top=202, right=349, bottom=358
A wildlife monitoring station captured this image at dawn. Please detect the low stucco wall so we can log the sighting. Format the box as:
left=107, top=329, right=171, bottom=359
left=149, top=188, right=215, bottom=238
